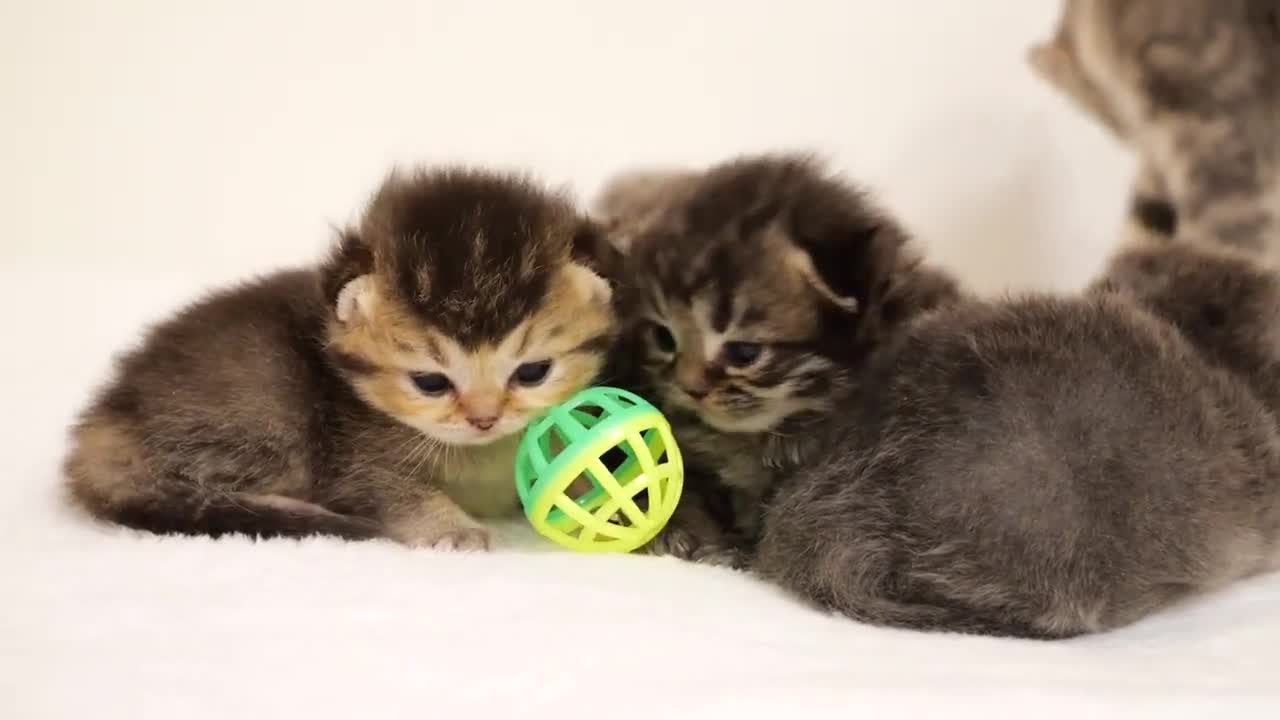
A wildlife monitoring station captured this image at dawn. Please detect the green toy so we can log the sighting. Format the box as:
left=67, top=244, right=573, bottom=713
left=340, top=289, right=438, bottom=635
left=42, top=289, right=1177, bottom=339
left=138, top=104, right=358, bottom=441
left=514, top=387, right=684, bottom=553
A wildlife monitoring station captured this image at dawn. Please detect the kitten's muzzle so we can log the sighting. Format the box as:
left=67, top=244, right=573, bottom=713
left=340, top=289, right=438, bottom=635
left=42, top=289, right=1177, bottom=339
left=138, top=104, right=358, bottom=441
left=682, top=385, right=709, bottom=401
left=465, top=415, right=499, bottom=431
left=675, top=358, right=713, bottom=400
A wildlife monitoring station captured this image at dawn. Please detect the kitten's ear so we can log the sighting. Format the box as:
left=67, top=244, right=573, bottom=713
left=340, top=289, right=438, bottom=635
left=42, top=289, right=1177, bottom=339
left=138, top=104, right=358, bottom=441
left=592, top=168, right=697, bottom=255
left=787, top=220, right=908, bottom=315
left=1027, top=41, right=1071, bottom=89
left=1027, top=34, right=1129, bottom=139
left=322, top=228, right=377, bottom=323
left=570, top=220, right=625, bottom=284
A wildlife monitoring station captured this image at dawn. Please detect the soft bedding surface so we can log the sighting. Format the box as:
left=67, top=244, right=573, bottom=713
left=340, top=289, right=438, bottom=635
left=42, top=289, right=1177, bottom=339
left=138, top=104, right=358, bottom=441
left=2, top=264, right=1279, bottom=718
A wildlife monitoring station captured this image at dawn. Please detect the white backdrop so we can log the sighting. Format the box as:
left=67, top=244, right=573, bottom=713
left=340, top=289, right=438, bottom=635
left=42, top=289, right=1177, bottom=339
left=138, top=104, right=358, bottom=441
left=2, top=0, right=1133, bottom=294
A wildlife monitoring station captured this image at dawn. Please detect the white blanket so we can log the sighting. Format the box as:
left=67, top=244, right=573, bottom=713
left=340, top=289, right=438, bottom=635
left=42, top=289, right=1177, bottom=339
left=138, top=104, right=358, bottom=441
left=3, top=264, right=1279, bottom=719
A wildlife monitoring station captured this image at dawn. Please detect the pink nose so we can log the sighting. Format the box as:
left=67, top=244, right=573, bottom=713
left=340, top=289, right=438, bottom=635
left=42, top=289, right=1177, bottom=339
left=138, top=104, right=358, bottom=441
left=466, top=415, right=499, bottom=431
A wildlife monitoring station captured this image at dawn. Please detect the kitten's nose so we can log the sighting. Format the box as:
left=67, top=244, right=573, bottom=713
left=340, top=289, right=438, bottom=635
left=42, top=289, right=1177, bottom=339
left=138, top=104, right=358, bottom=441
left=676, top=359, right=711, bottom=401
left=466, top=415, right=499, bottom=431
left=683, top=385, right=709, bottom=400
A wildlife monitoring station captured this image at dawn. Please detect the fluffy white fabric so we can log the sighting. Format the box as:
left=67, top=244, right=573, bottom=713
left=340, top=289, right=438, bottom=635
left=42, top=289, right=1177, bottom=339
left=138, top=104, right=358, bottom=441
left=3, top=264, right=1279, bottom=719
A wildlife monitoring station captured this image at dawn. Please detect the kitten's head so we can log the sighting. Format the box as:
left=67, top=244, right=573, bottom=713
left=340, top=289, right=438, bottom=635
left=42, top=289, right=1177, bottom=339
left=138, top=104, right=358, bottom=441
left=606, top=155, right=955, bottom=434
left=323, top=167, right=617, bottom=446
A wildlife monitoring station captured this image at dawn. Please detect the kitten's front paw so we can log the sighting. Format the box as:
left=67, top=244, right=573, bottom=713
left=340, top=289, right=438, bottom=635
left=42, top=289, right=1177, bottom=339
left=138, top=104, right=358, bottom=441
left=427, top=526, right=492, bottom=552
left=690, top=544, right=749, bottom=570
left=390, top=520, right=493, bottom=552
left=647, top=527, right=742, bottom=568
left=648, top=526, right=700, bottom=559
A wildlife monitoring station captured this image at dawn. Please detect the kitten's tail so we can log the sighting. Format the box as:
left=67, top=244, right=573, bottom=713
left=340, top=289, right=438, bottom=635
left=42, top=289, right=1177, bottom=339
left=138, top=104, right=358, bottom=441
left=65, top=425, right=383, bottom=542
left=76, top=485, right=385, bottom=541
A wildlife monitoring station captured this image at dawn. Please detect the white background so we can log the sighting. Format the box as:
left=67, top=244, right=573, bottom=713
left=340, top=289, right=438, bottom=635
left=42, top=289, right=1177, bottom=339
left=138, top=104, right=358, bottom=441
left=3, top=0, right=1134, bottom=294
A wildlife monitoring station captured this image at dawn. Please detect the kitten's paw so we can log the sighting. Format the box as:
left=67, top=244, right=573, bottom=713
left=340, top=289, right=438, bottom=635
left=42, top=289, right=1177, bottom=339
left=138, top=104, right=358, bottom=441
left=690, top=545, right=749, bottom=570
left=428, top=526, right=492, bottom=552
left=647, top=527, right=743, bottom=568
left=391, top=521, right=493, bottom=552
left=647, top=526, right=700, bottom=560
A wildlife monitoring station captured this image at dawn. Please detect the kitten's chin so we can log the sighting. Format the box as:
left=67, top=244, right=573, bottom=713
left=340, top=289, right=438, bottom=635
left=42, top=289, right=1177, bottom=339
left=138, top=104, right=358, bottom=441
left=412, top=420, right=527, bottom=447
left=669, top=395, right=786, bottom=434
left=699, top=411, right=783, bottom=434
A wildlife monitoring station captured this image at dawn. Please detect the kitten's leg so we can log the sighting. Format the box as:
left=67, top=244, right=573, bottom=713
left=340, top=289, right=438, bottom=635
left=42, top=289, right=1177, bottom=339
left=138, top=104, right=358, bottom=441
left=755, top=466, right=1073, bottom=640
left=382, top=488, right=492, bottom=551
left=645, top=479, right=747, bottom=568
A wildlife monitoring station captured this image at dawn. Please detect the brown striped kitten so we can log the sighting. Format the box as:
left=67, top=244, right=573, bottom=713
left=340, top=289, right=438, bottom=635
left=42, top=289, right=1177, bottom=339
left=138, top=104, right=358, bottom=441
left=596, top=155, right=960, bottom=563
left=65, top=167, right=617, bottom=550
left=1030, top=0, right=1280, bottom=252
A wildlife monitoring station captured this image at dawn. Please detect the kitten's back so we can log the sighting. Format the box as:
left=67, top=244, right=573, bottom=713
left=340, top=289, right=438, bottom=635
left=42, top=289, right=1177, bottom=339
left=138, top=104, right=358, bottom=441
left=757, top=269, right=1280, bottom=637
left=64, top=269, right=384, bottom=539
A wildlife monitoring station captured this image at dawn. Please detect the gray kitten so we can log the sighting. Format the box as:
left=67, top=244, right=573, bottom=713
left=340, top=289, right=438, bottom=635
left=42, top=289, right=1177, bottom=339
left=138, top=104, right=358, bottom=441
left=1030, top=0, right=1280, bottom=252
left=66, top=167, right=617, bottom=549
left=756, top=237, right=1280, bottom=637
left=596, top=155, right=960, bottom=563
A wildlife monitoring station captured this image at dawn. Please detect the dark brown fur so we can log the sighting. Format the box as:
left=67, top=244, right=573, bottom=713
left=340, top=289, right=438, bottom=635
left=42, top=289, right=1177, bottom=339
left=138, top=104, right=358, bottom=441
left=597, top=155, right=960, bottom=562
left=756, top=239, right=1280, bottom=637
left=65, top=167, right=617, bottom=548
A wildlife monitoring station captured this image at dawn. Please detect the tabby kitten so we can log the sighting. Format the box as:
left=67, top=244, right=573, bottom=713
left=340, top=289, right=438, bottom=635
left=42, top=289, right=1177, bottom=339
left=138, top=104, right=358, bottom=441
left=755, top=236, right=1280, bottom=637
left=1030, top=0, right=1280, bottom=252
left=597, top=155, right=960, bottom=562
left=65, top=167, right=616, bottom=550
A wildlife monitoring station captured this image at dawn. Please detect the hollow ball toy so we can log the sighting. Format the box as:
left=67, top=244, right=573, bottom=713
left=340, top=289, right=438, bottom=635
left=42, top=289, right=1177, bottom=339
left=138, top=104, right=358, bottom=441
left=514, top=387, right=684, bottom=553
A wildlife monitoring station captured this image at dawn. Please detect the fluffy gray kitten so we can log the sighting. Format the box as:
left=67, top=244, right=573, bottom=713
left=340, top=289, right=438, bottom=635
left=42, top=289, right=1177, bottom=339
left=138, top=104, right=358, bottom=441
left=757, top=238, right=1280, bottom=637
left=1030, top=0, right=1280, bottom=252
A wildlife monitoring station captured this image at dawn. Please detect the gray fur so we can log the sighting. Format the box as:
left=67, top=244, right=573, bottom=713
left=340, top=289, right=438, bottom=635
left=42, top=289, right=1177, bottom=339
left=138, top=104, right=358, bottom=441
left=757, top=239, right=1280, bottom=637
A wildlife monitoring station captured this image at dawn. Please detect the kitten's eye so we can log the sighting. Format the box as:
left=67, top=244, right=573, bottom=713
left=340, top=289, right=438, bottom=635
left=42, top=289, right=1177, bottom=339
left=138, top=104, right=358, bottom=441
left=650, top=323, right=677, bottom=354
left=410, top=372, right=452, bottom=396
left=723, top=342, right=763, bottom=368
left=512, top=360, right=552, bottom=387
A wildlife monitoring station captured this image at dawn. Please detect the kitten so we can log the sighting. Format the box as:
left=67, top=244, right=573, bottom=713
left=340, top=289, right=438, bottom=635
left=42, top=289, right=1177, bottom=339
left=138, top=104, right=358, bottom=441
left=65, top=167, right=617, bottom=550
left=1030, top=0, right=1280, bottom=252
left=596, top=155, right=960, bottom=563
left=754, top=236, right=1280, bottom=637
left=605, top=155, right=1280, bottom=637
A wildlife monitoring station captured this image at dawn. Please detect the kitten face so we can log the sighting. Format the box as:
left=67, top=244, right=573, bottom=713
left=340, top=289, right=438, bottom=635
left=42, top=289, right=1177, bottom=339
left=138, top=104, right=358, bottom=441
left=633, top=230, right=844, bottom=433
left=615, top=156, right=907, bottom=434
left=325, top=169, right=615, bottom=446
